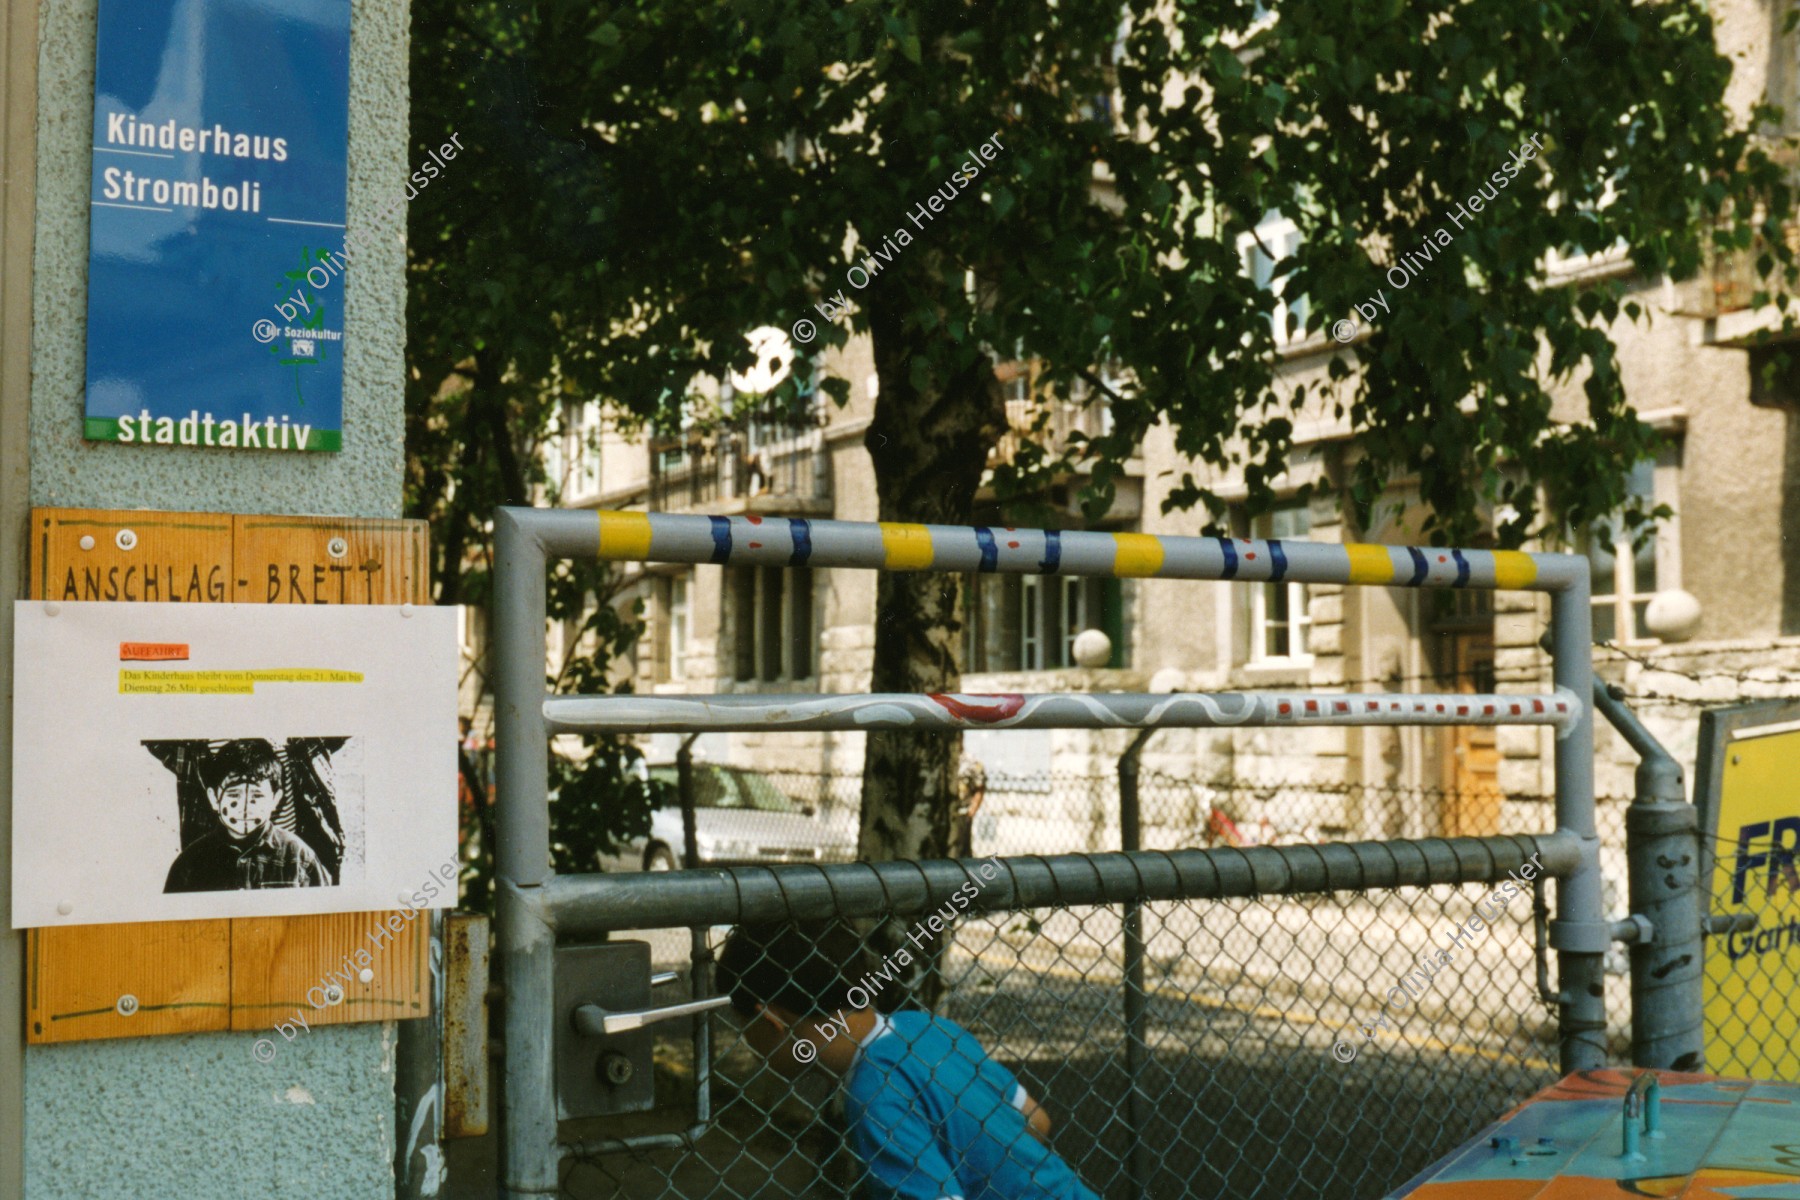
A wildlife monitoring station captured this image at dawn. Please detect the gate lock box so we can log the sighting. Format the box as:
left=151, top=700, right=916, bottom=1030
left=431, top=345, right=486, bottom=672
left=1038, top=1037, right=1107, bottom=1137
left=554, top=940, right=731, bottom=1119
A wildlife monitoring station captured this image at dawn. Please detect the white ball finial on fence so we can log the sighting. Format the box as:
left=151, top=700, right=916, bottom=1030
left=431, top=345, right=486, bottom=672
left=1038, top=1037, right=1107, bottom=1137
left=1073, top=629, right=1112, bottom=668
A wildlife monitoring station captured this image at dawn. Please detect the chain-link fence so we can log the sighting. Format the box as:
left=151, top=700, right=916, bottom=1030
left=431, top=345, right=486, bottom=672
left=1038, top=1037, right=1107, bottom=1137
left=751, top=765, right=1633, bottom=891
left=753, top=767, right=1628, bottom=852
left=1700, top=828, right=1800, bottom=1083
left=546, top=841, right=1566, bottom=1200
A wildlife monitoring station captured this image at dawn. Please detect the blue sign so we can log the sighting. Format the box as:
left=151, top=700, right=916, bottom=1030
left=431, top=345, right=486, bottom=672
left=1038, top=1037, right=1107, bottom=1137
left=85, top=0, right=351, bottom=453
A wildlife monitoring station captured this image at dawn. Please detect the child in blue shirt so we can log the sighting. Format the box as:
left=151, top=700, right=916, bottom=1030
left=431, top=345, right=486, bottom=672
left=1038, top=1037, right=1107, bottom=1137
left=717, top=921, right=1101, bottom=1200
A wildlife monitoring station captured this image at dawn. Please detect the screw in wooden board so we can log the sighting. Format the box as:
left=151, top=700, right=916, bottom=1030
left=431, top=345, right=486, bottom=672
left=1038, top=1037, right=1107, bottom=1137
left=327, top=537, right=348, bottom=559
left=116, top=994, right=139, bottom=1017
left=115, top=529, right=137, bottom=551
left=78, top=535, right=94, bottom=551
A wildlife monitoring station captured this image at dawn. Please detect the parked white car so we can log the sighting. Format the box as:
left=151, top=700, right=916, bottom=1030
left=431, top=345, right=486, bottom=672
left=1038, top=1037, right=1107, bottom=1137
left=602, top=763, right=858, bottom=871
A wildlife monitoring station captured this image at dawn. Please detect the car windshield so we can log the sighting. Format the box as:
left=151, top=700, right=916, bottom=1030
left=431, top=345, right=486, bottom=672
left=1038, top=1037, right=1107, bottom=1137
left=647, top=765, right=737, bottom=808
left=647, top=766, right=801, bottom=813
left=731, top=770, right=801, bottom=813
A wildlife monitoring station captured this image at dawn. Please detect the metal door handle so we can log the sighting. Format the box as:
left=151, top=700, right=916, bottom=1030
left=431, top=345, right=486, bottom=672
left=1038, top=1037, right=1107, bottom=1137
left=572, top=995, right=733, bottom=1037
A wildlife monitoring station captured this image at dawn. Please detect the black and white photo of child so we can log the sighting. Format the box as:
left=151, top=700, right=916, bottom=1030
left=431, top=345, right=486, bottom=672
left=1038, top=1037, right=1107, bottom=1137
left=147, top=737, right=364, bottom=893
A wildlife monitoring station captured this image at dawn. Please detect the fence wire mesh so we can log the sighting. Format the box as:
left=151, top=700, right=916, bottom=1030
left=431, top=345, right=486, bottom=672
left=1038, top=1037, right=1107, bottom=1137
left=558, top=871, right=1562, bottom=1200
left=1700, top=826, right=1800, bottom=1083
left=751, top=768, right=1628, bottom=862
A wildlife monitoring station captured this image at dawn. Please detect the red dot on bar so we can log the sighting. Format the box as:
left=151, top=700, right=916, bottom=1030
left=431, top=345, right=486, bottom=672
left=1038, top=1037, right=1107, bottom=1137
left=1483, top=704, right=1495, bottom=716
left=1438, top=555, right=1447, bottom=563
left=748, top=541, right=763, bottom=549
left=1278, top=702, right=1291, bottom=715
left=1246, top=552, right=1257, bottom=560
left=1007, top=541, right=1020, bottom=549
left=1414, top=703, right=1424, bottom=712
left=1436, top=704, right=1445, bottom=713
left=1457, top=705, right=1469, bottom=715
left=1510, top=704, right=1521, bottom=715
left=1305, top=700, right=1319, bottom=713
left=1366, top=701, right=1379, bottom=711
left=1533, top=700, right=1545, bottom=713
left=1556, top=702, right=1567, bottom=712
left=747, top=514, right=763, bottom=524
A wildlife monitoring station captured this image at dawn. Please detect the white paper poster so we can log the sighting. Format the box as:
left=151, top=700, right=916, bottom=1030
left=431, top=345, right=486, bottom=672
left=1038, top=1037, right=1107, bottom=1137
left=11, top=601, right=459, bottom=928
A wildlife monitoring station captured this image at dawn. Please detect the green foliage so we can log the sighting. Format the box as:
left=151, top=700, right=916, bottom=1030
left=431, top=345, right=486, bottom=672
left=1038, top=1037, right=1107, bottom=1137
left=413, top=0, right=1794, bottom=546
left=408, top=0, right=1798, bottom=867
left=455, top=556, right=674, bottom=915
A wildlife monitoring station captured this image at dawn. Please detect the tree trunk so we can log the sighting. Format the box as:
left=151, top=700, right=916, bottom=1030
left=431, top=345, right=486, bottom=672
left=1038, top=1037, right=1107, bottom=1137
left=857, top=299, right=1006, bottom=1006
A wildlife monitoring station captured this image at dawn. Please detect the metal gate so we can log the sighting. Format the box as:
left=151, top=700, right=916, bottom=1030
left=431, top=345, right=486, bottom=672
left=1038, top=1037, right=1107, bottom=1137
left=491, top=508, right=1614, bottom=1199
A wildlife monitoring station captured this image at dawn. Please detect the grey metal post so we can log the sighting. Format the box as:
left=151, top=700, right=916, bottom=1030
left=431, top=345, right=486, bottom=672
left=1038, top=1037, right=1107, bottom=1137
left=1590, top=681, right=1704, bottom=1070
left=677, top=728, right=711, bottom=1106
left=494, top=509, right=560, bottom=1198
left=1117, top=729, right=1154, bottom=1200
left=1549, top=583, right=1609, bottom=1072
left=677, top=733, right=701, bottom=870
left=395, top=910, right=446, bottom=1200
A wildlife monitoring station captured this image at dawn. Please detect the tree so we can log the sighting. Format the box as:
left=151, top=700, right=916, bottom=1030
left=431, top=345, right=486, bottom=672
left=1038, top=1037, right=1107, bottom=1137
left=407, top=0, right=1795, bottom=877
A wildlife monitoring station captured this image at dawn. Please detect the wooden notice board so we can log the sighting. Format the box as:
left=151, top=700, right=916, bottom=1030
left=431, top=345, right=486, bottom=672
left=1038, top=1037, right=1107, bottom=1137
left=25, top=507, right=438, bottom=1044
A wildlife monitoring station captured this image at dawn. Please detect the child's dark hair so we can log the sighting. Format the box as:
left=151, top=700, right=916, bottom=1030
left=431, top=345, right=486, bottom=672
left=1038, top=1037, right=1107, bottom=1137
left=716, top=921, right=871, bottom=1018
left=207, top=739, right=283, bottom=791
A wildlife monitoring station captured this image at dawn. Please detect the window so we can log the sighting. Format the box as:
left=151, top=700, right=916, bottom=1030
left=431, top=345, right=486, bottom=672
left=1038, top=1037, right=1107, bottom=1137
left=1239, top=214, right=1310, bottom=346
left=1581, top=456, right=1678, bottom=645
left=963, top=572, right=1130, bottom=671
left=1249, top=504, right=1312, bottom=663
left=546, top=400, right=604, bottom=502
left=730, top=567, right=815, bottom=682
left=652, top=574, right=691, bottom=681
left=569, top=400, right=603, bottom=501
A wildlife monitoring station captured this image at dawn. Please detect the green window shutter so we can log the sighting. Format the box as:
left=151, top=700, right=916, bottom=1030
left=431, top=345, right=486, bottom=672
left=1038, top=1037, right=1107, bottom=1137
left=1102, top=577, right=1126, bottom=668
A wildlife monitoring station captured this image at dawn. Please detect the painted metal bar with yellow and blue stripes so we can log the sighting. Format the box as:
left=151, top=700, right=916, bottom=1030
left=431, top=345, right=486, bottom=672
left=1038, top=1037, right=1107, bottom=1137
left=584, top=510, right=1579, bottom=592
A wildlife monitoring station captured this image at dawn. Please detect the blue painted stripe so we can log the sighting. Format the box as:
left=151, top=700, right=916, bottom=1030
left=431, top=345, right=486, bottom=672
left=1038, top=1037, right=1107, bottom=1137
left=1452, top=549, right=1470, bottom=587
left=974, top=527, right=999, bottom=573
left=1217, top=538, right=1239, bottom=580
left=788, top=519, right=813, bottom=567
left=1268, top=540, right=1288, bottom=583
left=708, top=516, right=733, bottom=564
left=1038, top=531, right=1062, bottom=575
left=1407, top=547, right=1429, bottom=586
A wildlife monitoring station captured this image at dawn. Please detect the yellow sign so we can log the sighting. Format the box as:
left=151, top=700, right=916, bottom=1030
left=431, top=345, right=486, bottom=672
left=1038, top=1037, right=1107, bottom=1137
left=1704, top=721, right=1800, bottom=1082
left=118, top=668, right=364, bottom=694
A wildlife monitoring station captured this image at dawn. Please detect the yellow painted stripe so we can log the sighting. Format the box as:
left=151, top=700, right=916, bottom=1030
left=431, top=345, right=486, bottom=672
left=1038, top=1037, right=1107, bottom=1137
left=596, top=510, right=653, bottom=562
left=880, top=523, right=936, bottom=570
left=1344, top=543, right=1396, bottom=584
left=1491, top=550, right=1537, bottom=591
left=1111, top=533, right=1165, bottom=578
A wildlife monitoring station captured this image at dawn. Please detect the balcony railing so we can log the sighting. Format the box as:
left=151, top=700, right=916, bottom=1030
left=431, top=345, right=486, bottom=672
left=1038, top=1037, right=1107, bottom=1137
left=991, top=395, right=1115, bottom=468
left=1666, top=138, right=1800, bottom=321
left=648, top=418, right=831, bottom=513
left=988, top=360, right=1118, bottom=468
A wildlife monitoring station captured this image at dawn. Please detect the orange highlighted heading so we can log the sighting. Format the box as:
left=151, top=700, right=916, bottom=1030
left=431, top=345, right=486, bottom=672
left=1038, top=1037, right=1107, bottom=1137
left=120, top=643, right=190, bottom=662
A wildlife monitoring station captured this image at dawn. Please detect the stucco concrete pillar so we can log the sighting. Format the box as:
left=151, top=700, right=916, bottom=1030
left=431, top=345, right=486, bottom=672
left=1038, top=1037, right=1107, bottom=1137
left=13, top=0, right=410, bottom=1195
